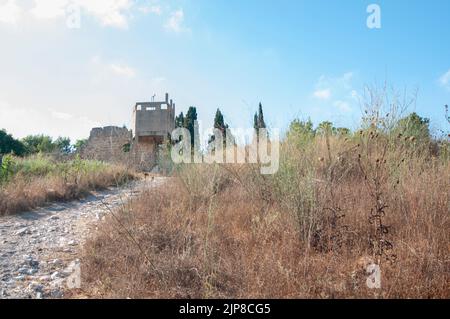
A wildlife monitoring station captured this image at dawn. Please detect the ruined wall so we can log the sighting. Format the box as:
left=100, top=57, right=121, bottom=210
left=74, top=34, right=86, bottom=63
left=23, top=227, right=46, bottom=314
left=80, top=126, right=132, bottom=164
left=80, top=126, right=159, bottom=171
left=130, top=136, right=161, bottom=171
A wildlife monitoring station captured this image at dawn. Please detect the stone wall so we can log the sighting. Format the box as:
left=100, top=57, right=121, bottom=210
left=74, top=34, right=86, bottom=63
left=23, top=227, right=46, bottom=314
left=80, top=126, right=159, bottom=171
left=131, top=136, right=161, bottom=171
left=80, top=126, right=132, bottom=164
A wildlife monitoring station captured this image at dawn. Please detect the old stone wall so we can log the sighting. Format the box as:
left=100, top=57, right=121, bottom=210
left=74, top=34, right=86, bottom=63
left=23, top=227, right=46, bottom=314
left=80, top=126, right=159, bottom=171
left=80, top=126, right=132, bottom=164
left=131, top=136, right=161, bottom=171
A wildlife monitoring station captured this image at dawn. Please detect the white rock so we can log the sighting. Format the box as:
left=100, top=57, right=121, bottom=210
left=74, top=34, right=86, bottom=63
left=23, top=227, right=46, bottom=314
left=16, top=227, right=30, bottom=236
left=52, top=259, right=62, bottom=265
left=68, top=240, right=77, bottom=246
left=27, top=268, right=38, bottom=275
left=28, top=282, right=44, bottom=292
left=50, top=272, right=60, bottom=280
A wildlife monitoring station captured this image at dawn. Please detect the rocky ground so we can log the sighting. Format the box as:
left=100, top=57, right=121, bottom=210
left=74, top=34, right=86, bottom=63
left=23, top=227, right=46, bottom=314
left=0, top=177, right=164, bottom=299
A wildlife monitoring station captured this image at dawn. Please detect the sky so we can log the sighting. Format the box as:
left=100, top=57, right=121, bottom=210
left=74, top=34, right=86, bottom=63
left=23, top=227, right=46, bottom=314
left=0, top=0, right=449, bottom=141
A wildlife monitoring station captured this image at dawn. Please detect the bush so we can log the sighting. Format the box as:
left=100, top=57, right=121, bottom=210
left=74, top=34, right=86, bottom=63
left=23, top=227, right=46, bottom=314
left=0, top=155, right=135, bottom=215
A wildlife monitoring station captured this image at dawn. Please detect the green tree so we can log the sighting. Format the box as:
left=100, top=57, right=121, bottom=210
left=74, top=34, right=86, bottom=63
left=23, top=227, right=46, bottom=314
left=54, top=137, right=71, bottom=154
left=288, top=119, right=315, bottom=136
left=73, top=139, right=88, bottom=152
left=253, top=102, right=267, bottom=131
left=208, top=108, right=233, bottom=146
left=184, top=106, right=199, bottom=153
left=22, top=135, right=56, bottom=154
left=175, top=112, right=185, bottom=128
left=0, top=129, right=25, bottom=156
left=317, top=121, right=336, bottom=136
left=336, top=127, right=351, bottom=137
left=393, top=112, right=431, bottom=143
left=287, top=119, right=315, bottom=147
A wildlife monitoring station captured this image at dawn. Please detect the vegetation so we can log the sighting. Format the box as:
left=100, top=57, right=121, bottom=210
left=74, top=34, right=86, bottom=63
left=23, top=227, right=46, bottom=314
left=0, top=129, right=26, bottom=156
left=0, top=155, right=134, bottom=215
left=253, top=102, right=267, bottom=131
left=82, top=97, right=449, bottom=298
left=73, top=139, right=88, bottom=152
left=21, top=134, right=73, bottom=155
left=208, top=108, right=233, bottom=148
left=0, top=130, right=89, bottom=158
left=175, top=106, right=199, bottom=153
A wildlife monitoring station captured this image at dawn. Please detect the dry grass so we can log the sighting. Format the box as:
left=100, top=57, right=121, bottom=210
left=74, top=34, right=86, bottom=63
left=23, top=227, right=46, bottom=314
left=0, top=156, right=135, bottom=215
left=81, top=133, right=450, bottom=298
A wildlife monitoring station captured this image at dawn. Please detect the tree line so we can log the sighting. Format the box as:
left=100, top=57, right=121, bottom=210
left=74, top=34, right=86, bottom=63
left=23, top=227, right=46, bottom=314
left=1, top=102, right=443, bottom=158
left=0, top=131, right=88, bottom=157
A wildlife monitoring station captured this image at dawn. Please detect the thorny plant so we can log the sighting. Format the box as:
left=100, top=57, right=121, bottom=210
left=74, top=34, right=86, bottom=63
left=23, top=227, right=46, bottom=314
left=356, top=128, right=397, bottom=264
left=312, top=130, right=359, bottom=252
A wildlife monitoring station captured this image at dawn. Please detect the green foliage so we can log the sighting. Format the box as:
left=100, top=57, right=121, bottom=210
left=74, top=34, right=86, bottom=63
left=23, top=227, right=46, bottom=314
left=54, top=136, right=71, bottom=154
left=74, top=139, right=88, bottom=152
left=316, top=121, right=336, bottom=136
left=175, top=112, right=185, bottom=128
left=392, top=112, right=431, bottom=143
left=22, top=135, right=74, bottom=155
left=0, top=129, right=26, bottom=156
left=336, top=127, right=351, bottom=137
left=2, top=154, right=109, bottom=182
left=22, top=135, right=55, bottom=154
left=122, top=143, right=131, bottom=153
left=286, top=119, right=315, bottom=147
left=208, top=108, right=232, bottom=146
left=254, top=102, right=267, bottom=131
left=0, top=154, right=16, bottom=184
left=287, top=119, right=352, bottom=147
left=184, top=106, right=199, bottom=152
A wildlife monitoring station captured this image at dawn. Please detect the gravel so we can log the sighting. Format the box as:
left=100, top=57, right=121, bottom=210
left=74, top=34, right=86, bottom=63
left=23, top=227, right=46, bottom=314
left=0, top=178, right=164, bottom=299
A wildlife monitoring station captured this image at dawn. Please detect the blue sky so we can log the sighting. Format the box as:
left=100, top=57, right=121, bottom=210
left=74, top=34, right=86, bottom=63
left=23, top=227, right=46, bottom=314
left=0, top=0, right=449, bottom=141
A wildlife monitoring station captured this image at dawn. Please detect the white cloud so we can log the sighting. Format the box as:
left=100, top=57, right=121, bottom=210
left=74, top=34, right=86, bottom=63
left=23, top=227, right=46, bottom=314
left=31, top=0, right=66, bottom=20
left=109, top=63, right=136, bottom=78
left=50, top=110, right=74, bottom=120
left=139, top=5, right=162, bottom=15
left=313, top=88, right=331, bottom=100
left=312, top=72, right=356, bottom=114
left=439, top=69, right=450, bottom=90
left=1, top=0, right=133, bottom=28
left=1, top=1, right=186, bottom=31
left=0, top=100, right=99, bottom=140
left=165, top=9, right=189, bottom=33
left=78, top=0, right=133, bottom=29
left=333, top=100, right=352, bottom=113
left=89, top=56, right=137, bottom=84
left=0, top=0, right=22, bottom=25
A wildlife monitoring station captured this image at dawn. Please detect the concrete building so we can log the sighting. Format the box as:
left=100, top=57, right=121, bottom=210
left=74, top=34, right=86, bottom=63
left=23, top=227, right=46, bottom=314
left=132, top=93, right=176, bottom=140
left=131, top=93, right=176, bottom=170
left=81, top=93, right=176, bottom=171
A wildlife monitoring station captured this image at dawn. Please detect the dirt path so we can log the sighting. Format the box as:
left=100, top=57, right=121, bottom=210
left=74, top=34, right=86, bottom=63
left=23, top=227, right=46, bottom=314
left=0, top=177, right=164, bottom=299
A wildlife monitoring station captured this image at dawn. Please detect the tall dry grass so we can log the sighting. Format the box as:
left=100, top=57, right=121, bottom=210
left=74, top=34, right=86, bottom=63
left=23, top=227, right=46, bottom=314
left=0, top=155, right=135, bottom=215
left=81, top=128, right=449, bottom=298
